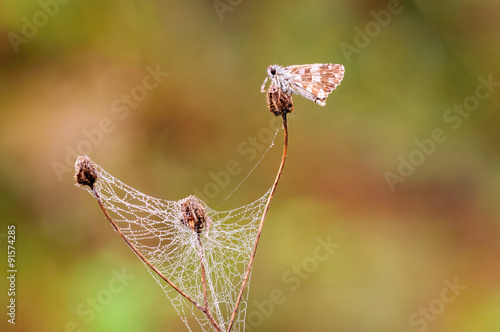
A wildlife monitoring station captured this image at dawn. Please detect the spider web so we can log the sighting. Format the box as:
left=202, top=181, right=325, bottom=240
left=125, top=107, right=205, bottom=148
left=78, top=160, right=273, bottom=331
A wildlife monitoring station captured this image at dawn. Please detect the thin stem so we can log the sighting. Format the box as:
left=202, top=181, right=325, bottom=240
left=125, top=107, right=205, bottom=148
left=90, top=187, right=208, bottom=313
left=196, top=234, right=222, bottom=332
left=227, top=114, right=288, bottom=331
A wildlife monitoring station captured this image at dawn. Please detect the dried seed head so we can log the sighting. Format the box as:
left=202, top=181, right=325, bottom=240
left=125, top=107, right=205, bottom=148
left=179, top=195, right=212, bottom=235
left=74, top=155, right=98, bottom=188
left=266, top=84, right=293, bottom=117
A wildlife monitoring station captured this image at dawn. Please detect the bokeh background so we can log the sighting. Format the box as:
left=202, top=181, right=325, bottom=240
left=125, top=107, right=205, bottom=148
left=1, top=0, right=499, bottom=331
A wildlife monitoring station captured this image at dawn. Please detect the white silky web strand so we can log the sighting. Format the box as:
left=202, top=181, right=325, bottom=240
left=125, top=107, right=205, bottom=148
left=216, top=124, right=280, bottom=209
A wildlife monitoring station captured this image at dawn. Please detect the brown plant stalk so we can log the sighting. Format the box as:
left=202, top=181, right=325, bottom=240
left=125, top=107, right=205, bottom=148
left=227, top=86, right=292, bottom=331
left=227, top=114, right=288, bottom=331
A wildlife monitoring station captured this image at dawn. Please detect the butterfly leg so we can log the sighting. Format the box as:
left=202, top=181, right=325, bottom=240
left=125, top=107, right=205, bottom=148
left=260, top=77, right=269, bottom=93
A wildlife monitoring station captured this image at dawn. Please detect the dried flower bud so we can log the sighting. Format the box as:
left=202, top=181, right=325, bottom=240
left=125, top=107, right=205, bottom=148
left=74, top=155, right=98, bottom=188
left=179, top=195, right=212, bottom=235
left=266, top=84, right=293, bottom=117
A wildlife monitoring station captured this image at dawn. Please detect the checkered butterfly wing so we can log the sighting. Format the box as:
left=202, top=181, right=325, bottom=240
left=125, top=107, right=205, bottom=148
left=286, top=64, right=345, bottom=106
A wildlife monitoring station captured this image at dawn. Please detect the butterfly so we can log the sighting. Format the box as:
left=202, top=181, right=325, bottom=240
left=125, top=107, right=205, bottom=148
left=261, top=63, right=345, bottom=106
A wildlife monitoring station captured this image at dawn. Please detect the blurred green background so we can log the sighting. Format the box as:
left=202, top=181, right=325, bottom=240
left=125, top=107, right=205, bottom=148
left=1, top=0, right=499, bottom=331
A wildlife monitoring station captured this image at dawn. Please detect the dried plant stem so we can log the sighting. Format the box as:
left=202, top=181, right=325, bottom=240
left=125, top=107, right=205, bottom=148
left=196, top=234, right=221, bottom=331
left=227, top=114, right=289, bottom=331
left=90, top=186, right=222, bottom=331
